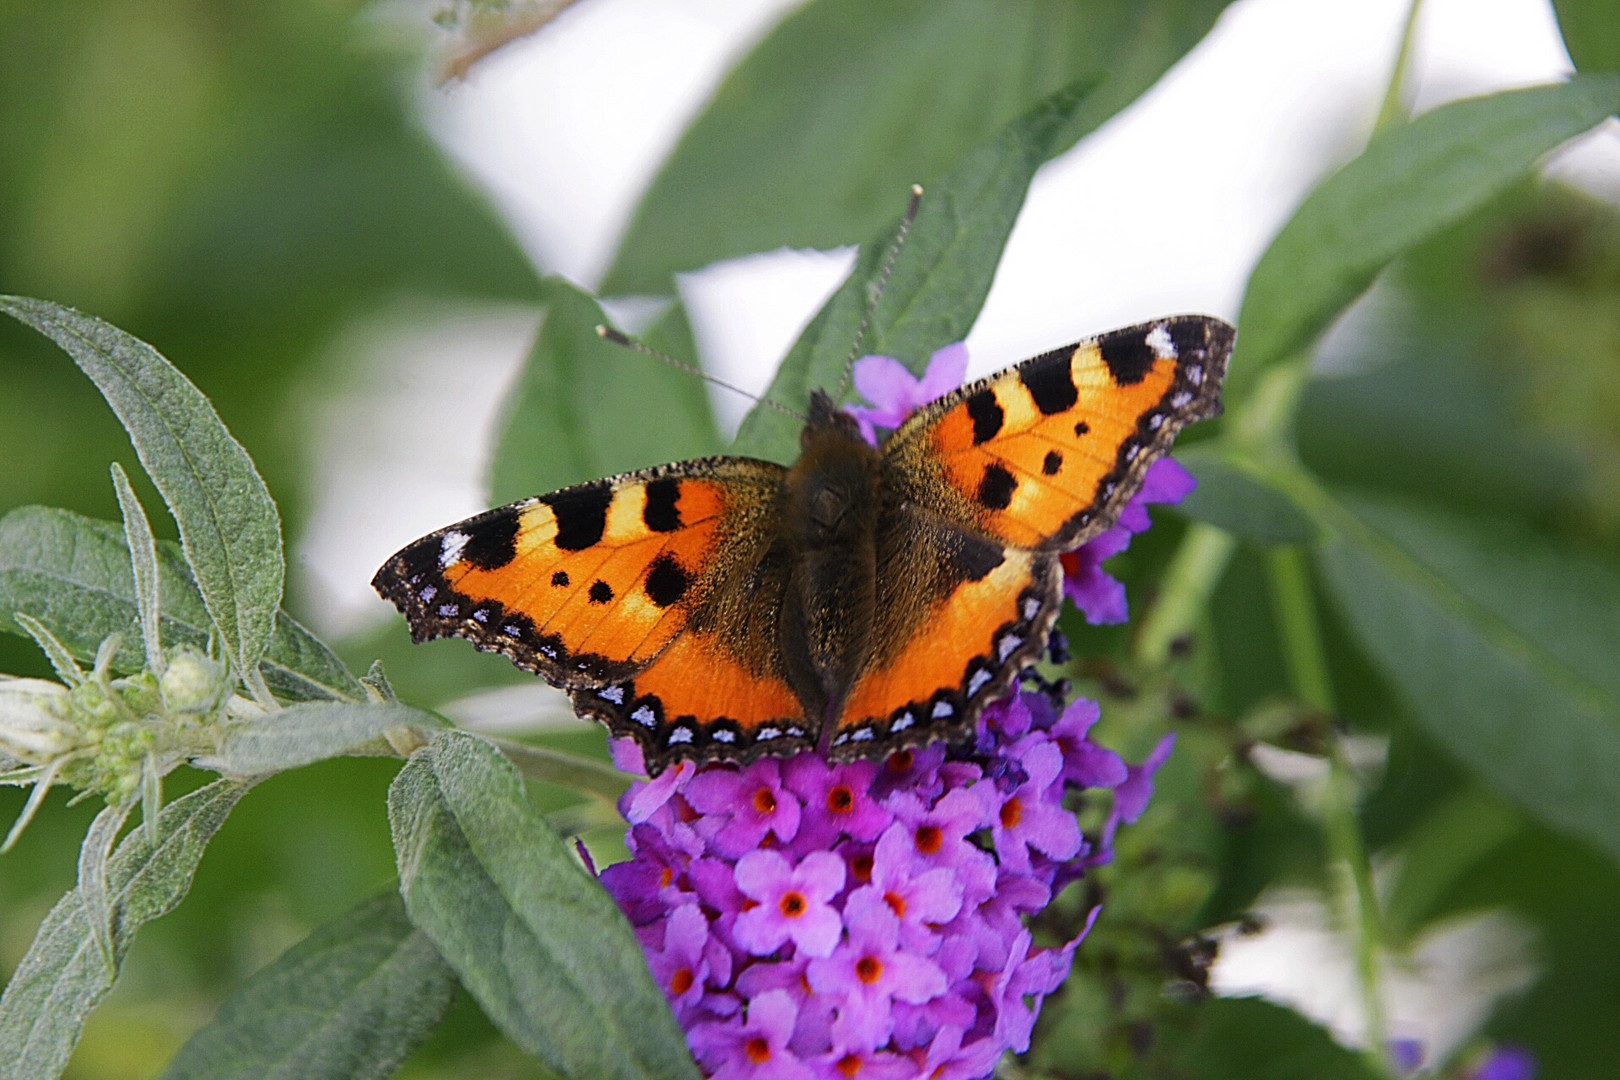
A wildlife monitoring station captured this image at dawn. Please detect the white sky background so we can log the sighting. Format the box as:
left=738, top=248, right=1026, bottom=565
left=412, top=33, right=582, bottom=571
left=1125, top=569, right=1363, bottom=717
left=299, top=0, right=1612, bottom=639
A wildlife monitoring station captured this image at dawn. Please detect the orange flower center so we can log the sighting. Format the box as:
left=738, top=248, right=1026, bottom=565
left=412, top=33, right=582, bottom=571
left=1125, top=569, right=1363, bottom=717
left=745, top=1037, right=772, bottom=1064
left=827, top=785, right=855, bottom=813
left=915, top=824, right=943, bottom=854
left=887, top=749, right=913, bottom=772
left=779, top=891, right=807, bottom=918
left=1000, top=796, right=1023, bottom=828
left=836, top=1053, right=864, bottom=1077
left=850, top=853, right=874, bottom=882
left=883, top=890, right=906, bottom=917
left=855, top=955, right=884, bottom=984
left=753, top=788, right=777, bottom=815
left=669, top=968, right=694, bottom=996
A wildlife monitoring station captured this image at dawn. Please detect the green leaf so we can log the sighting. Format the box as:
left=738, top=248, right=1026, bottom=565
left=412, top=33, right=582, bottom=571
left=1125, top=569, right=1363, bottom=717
left=1231, top=76, right=1620, bottom=399
left=212, top=701, right=447, bottom=777
left=1163, top=998, right=1383, bottom=1080
left=0, top=296, right=285, bottom=675
left=489, top=281, right=720, bottom=504
left=1317, top=495, right=1620, bottom=862
left=1176, top=449, right=1315, bottom=545
left=0, top=506, right=363, bottom=703
left=159, top=892, right=457, bottom=1080
left=0, top=779, right=247, bottom=1080
left=732, top=77, right=1101, bottom=462
left=388, top=731, right=698, bottom=1080
left=110, top=463, right=165, bottom=674
left=1551, top=0, right=1620, bottom=71
left=603, top=0, right=1232, bottom=294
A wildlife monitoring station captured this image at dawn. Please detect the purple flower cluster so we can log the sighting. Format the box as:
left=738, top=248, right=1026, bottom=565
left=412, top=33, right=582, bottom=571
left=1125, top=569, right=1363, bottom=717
left=603, top=694, right=1171, bottom=1079
left=597, top=345, right=1190, bottom=1078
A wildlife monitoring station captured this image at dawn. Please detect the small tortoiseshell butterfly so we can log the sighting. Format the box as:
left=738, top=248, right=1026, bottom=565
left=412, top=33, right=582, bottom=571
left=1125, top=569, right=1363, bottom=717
left=373, top=316, right=1231, bottom=774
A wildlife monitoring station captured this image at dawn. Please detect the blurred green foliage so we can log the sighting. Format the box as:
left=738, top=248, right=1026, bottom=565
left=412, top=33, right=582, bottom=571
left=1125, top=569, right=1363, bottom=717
left=2, top=1, right=1619, bottom=1079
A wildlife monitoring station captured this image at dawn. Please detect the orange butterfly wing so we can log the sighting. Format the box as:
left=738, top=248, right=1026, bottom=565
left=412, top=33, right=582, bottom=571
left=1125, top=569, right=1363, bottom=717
left=828, top=316, right=1231, bottom=749
left=371, top=458, right=813, bottom=772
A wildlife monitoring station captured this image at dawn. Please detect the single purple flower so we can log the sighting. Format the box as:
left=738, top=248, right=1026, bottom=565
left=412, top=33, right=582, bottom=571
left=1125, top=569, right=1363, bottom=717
left=688, top=758, right=803, bottom=858
left=987, top=737, right=1083, bottom=874
left=862, top=824, right=964, bottom=951
left=1388, top=1037, right=1425, bottom=1073
left=1048, top=698, right=1128, bottom=789
left=847, top=342, right=969, bottom=443
left=783, top=755, right=889, bottom=850
left=690, top=989, right=817, bottom=1080
left=1104, top=732, right=1175, bottom=846
left=1060, top=456, right=1197, bottom=624
left=1471, top=1045, right=1537, bottom=1080
left=733, top=849, right=846, bottom=959
left=806, top=890, right=948, bottom=1051
left=649, top=903, right=732, bottom=1017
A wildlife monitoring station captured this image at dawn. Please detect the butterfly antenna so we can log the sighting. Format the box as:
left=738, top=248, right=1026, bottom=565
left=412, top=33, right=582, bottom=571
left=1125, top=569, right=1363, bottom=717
left=833, top=183, right=924, bottom=401
left=595, top=325, right=806, bottom=422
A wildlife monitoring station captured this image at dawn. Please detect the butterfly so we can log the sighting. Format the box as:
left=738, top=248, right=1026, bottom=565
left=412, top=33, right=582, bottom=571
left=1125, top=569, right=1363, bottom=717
left=372, top=316, right=1231, bottom=775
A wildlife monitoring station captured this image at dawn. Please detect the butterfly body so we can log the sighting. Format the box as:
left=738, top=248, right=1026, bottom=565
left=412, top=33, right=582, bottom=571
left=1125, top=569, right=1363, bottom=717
left=373, top=316, right=1232, bottom=774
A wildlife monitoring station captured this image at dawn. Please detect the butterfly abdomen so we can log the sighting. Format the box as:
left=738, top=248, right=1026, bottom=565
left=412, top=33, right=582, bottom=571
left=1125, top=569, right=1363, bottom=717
left=777, top=406, right=886, bottom=727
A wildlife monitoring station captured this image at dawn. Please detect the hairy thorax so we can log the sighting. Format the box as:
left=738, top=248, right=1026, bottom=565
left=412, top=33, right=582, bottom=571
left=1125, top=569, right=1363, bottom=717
left=777, top=393, right=886, bottom=726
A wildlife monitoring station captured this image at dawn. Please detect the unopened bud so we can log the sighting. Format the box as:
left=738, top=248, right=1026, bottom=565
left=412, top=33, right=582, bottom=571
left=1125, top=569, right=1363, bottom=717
left=159, top=650, right=229, bottom=718
left=0, top=677, right=80, bottom=763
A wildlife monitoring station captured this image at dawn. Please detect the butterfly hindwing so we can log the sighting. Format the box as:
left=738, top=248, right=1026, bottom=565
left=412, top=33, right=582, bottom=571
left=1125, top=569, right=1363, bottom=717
left=828, top=508, right=1061, bottom=756
left=885, top=315, right=1231, bottom=552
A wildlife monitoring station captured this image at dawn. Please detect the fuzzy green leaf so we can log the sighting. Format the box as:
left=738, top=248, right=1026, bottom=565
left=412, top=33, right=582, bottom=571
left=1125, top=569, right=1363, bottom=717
left=0, top=505, right=362, bottom=703
left=0, top=779, right=248, bottom=1080
left=159, top=892, right=456, bottom=1080
left=0, top=296, right=285, bottom=675
left=1318, top=496, right=1620, bottom=862
left=731, top=77, right=1101, bottom=462
left=1231, top=76, right=1620, bottom=399
left=604, top=0, right=1231, bottom=293
left=489, top=281, right=719, bottom=505
left=212, top=701, right=448, bottom=776
left=388, top=731, right=699, bottom=1080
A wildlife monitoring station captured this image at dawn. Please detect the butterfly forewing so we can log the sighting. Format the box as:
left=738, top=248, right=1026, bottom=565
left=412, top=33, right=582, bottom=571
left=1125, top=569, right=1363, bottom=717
left=885, top=315, right=1230, bottom=553
left=371, top=457, right=786, bottom=691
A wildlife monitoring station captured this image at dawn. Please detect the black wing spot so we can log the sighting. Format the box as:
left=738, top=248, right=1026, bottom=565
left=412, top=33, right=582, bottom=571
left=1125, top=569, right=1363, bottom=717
left=977, top=464, right=1017, bottom=510
left=643, top=478, right=682, bottom=533
left=551, top=570, right=570, bottom=588
left=953, top=532, right=1005, bottom=582
left=965, top=389, right=1004, bottom=444
left=461, top=510, right=520, bottom=570
left=1042, top=450, right=1063, bottom=476
left=644, top=553, right=691, bottom=608
left=589, top=580, right=614, bottom=604
left=1019, top=353, right=1079, bottom=414
left=543, top=483, right=612, bottom=551
left=1099, top=332, right=1156, bottom=385
left=1073, top=420, right=1090, bottom=436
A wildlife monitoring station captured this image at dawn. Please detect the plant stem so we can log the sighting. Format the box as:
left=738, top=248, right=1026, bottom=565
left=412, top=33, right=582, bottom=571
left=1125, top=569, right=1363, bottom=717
left=1264, top=545, right=1390, bottom=1072
left=1134, top=522, right=1237, bottom=667
left=490, top=735, right=631, bottom=805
